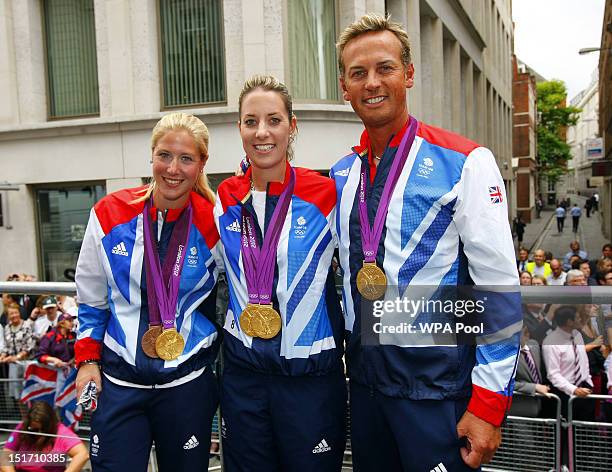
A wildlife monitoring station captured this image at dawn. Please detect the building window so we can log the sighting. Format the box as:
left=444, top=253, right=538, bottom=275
left=287, top=0, right=339, bottom=101
left=43, top=0, right=99, bottom=118
left=36, top=185, right=106, bottom=281
left=159, top=0, right=226, bottom=108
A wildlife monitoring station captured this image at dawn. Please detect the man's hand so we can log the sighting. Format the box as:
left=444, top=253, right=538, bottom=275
left=456, top=410, right=501, bottom=468
left=573, top=387, right=591, bottom=397
left=76, top=363, right=102, bottom=399
left=535, top=384, right=550, bottom=395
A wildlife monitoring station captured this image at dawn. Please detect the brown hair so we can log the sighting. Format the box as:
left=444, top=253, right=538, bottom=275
left=238, top=75, right=296, bottom=161
left=20, top=401, right=58, bottom=451
left=336, top=13, right=412, bottom=76
left=133, top=112, right=215, bottom=204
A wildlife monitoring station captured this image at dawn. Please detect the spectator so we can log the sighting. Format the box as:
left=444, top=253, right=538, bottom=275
left=569, top=203, right=581, bottom=233
left=2, top=401, right=89, bottom=471
left=510, top=326, right=549, bottom=418
left=547, top=259, right=567, bottom=286
left=526, top=249, right=552, bottom=279
left=531, top=305, right=556, bottom=344
left=555, top=203, right=566, bottom=233
left=566, top=269, right=587, bottom=286
left=36, top=313, right=76, bottom=368
left=595, top=257, right=612, bottom=276
left=596, top=269, right=612, bottom=286
left=535, top=196, right=543, bottom=218
left=531, top=275, right=547, bottom=286
left=563, top=240, right=588, bottom=271
left=513, top=214, right=526, bottom=245
left=593, top=192, right=599, bottom=212
left=520, top=271, right=533, bottom=286
left=589, top=243, right=611, bottom=275
left=584, top=197, right=593, bottom=218
left=1, top=294, right=25, bottom=326
left=572, top=258, right=597, bottom=286
left=542, top=305, right=594, bottom=466
left=576, top=306, right=607, bottom=398
left=31, top=297, right=59, bottom=338
left=0, top=303, right=36, bottom=405
left=0, top=324, right=4, bottom=353
left=544, top=251, right=553, bottom=263
left=522, top=301, right=546, bottom=338
left=516, top=247, right=529, bottom=272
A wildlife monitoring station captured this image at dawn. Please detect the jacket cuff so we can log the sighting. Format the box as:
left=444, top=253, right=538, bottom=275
left=467, top=385, right=511, bottom=427
left=75, top=338, right=102, bottom=368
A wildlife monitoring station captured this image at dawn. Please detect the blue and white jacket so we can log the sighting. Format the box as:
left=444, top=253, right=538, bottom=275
left=75, top=187, right=220, bottom=387
left=214, top=163, right=344, bottom=376
left=331, top=119, right=521, bottom=426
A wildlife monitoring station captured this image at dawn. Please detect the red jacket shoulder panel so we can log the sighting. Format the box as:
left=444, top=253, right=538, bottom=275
left=417, top=122, right=481, bottom=156
left=94, top=186, right=147, bottom=235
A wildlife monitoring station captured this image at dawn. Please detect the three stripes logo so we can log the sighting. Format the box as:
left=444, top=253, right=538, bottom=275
left=111, top=242, right=128, bottom=256
left=312, top=438, right=331, bottom=454
left=430, top=463, right=448, bottom=472
left=183, top=435, right=199, bottom=450
left=225, top=220, right=241, bottom=232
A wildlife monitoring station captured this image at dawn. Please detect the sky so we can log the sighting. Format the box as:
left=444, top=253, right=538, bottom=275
left=512, top=0, right=605, bottom=101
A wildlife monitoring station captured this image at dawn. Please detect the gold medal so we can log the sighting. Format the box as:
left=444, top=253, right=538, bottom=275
left=356, top=261, right=387, bottom=300
left=240, top=304, right=282, bottom=339
left=141, top=325, right=163, bottom=358
left=155, top=328, right=185, bottom=360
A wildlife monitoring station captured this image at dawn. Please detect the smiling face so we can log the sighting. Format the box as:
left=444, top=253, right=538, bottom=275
left=151, top=130, right=205, bottom=210
left=520, top=271, right=532, bottom=286
left=340, top=30, right=413, bottom=131
left=533, top=250, right=546, bottom=266
left=239, top=89, right=296, bottom=173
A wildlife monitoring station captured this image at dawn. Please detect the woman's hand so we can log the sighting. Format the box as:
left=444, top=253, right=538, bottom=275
left=76, top=363, right=102, bottom=399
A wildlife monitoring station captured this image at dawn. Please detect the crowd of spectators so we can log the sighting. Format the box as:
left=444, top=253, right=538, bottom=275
left=0, top=274, right=78, bottom=417
left=513, top=241, right=612, bottom=467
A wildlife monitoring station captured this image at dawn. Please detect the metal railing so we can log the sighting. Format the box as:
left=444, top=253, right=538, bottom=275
left=484, top=393, right=561, bottom=472
left=2, top=281, right=612, bottom=472
left=568, top=394, right=612, bottom=472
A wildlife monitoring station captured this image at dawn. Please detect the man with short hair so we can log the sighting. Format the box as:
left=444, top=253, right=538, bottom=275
left=526, top=249, right=552, bottom=279
left=331, top=14, right=521, bottom=471
left=542, top=305, right=594, bottom=466
left=32, top=296, right=59, bottom=338
left=555, top=204, right=566, bottom=233
left=563, top=240, right=588, bottom=271
left=547, top=259, right=566, bottom=286
left=516, top=247, right=529, bottom=273
left=573, top=259, right=597, bottom=286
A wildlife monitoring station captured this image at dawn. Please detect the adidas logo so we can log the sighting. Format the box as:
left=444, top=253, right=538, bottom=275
left=334, top=168, right=350, bottom=177
left=225, top=220, right=241, bottom=232
left=183, top=435, right=199, bottom=450
left=312, top=438, right=331, bottom=454
left=430, top=463, right=447, bottom=472
left=111, top=242, right=128, bottom=256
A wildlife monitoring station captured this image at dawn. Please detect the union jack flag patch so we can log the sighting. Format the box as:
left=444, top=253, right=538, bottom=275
left=489, top=186, right=503, bottom=204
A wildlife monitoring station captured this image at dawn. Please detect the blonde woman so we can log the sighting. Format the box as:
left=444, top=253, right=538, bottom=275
left=74, top=113, right=221, bottom=471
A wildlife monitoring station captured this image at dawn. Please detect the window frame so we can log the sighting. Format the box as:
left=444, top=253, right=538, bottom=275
left=42, top=0, right=100, bottom=121
left=282, top=0, right=342, bottom=104
left=156, top=0, right=228, bottom=110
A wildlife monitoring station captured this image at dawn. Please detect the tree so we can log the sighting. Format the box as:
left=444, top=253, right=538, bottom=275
left=536, top=80, right=580, bottom=183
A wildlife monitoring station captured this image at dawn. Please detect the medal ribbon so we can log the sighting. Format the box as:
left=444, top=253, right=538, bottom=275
left=241, top=167, right=296, bottom=305
left=143, top=199, right=192, bottom=330
left=359, top=116, right=418, bottom=262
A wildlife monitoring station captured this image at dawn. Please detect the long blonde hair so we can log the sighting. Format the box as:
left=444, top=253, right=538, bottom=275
left=134, top=112, right=215, bottom=204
